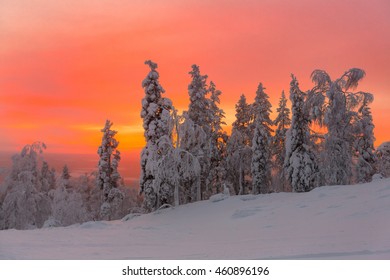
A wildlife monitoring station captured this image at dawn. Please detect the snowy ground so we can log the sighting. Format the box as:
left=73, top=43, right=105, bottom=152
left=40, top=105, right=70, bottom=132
left=1, top=179, right=390, bottom=259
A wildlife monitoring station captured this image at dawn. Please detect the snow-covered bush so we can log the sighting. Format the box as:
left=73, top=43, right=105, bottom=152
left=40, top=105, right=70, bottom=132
left=376, top=142, right=390, bottom=178
left=50, top=183, right=89, bottom=227
left=0, top=142, right=52, bottom=230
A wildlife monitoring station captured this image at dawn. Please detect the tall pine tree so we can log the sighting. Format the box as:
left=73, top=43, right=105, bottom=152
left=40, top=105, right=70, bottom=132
left=206, top=81, right=227, bottom=194
left=251, top=83, right=273, bottom=194
left=97, top=120, right=123, bottom=220
left=181, top=65, right=211, bottom=200
left=227, top=94, right=253, bottom=194
left=232, top=94, right=253, bottom=145
left=354, top=93, right=376, bottom=182
left=273, top=90, right=291, bottom=191
left=140, top=60, right=173, bottom=211
left=187, top=65, right=210, bottom=135
left=285, top=75, right=319, bottom=192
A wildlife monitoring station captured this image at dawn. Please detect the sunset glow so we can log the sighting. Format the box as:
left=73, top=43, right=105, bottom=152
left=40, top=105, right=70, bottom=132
left=1, top=0, right=390, bottom=178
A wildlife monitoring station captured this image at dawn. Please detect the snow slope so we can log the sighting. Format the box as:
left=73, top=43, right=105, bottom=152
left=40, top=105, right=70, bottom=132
left=1, top=178, right=390, bottom=259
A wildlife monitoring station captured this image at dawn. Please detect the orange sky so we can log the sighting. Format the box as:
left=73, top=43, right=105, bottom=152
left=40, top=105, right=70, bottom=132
left=1, top=0, right=390, bottom=162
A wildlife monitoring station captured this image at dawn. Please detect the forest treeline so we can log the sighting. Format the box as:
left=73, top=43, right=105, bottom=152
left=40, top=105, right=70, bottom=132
left=139, top=61, right=389, bottom=212
left=1, top=61, right=389, bottom=230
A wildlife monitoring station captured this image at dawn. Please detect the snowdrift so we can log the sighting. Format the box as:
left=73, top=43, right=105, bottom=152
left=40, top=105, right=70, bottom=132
left=1, top=178, right=390, bottom=259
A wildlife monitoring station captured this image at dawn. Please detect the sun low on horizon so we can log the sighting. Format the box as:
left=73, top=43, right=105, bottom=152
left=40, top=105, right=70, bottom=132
left=1, top=0, right=390, bottom=164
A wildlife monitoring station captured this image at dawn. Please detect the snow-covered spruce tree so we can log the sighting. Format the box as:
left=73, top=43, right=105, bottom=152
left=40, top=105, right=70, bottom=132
left=140, top=60, right=173, bottom=212
left=354, top=93, right=376, bottom=182
left=232, top=94, right=254, bottom=145
left=251, top=83, right=273, bottom=194
left=206, top=81, right=228, bottom=194
left=61, top=165, right=70, bottom=180
left=181, top=65, right=211, bottom=200
left=273, top=91, right=291, bottom=191
left=188, top=65, right=211, bottom=135
left=227, top=94, right=253, bottom=194
left=97, top=120, right=123, bottom=220
left=285, top=75, right=319, bottom=192
left=179, top=113, right=207, bottom=201
left=60, top=164, right=71, bottom=189
left=153, top=136, right=175, bottom=207
left=39, top=161, right=56, bottom=192
left=1, top=142, right=51, bottom=229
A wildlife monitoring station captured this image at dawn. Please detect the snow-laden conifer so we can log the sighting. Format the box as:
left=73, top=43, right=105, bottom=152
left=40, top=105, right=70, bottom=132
left=227, top=94, right=253, bottom=194
left=273, top=91, right=291, bottom=191
left=97, top=120, right=123, bottom=219
left=354, top=93, right=376, bottom=182
left=232, top=94, right=253, bottom=145
left=188, top=65, right=210, bottom=135
left=60, top=164, right=71, bottom=189
left=226, top=129, right=252, bottom=194
left=39, top=161, right=56, bottom=192
left=207, top=81, right=227, bottom=194
left=208, top=82, right=226, bottom=137
left=285, top=75, right=319, bottom=192
left=181, top=65, right=211, bottom=199
left=251, top=83, right=273, bottom=194
left=140, top=60, right=173, bottom=211
left=179, top=113, right=207, bottom=201
left=61, top=165, right=70, bottom=180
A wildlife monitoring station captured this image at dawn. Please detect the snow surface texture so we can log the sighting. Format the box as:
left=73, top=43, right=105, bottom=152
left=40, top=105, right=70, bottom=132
left=1, top=179, right=390, bottom=260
